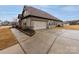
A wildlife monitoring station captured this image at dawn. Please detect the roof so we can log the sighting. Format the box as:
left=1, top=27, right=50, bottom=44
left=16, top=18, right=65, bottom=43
left=22, top=6, right=62, bottom=22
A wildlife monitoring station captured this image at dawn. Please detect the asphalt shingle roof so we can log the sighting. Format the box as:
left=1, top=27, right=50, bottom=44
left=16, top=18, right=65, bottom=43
left=21, top=6, right=62, bottom=22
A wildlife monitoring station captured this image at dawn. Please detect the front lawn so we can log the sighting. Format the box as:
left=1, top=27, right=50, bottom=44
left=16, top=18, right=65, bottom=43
left=63, top=25, right=79, bottom=30
left=0, top=27, right=17, bottom=50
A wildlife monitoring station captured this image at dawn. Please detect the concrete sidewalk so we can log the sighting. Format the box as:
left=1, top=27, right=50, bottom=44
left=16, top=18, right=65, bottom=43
left=0, top=28, right=79, bottom=54
left=11, top=28, right=59, bottom=54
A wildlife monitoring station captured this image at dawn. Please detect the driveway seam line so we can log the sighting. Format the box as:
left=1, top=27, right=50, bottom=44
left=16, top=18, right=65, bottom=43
left=46, top=30, right=66, bottom=54
left=11, top=28, right=27, bottom=54
left=17, top=41, right=27, bottom=54
left=46, top=36, right=58, bottom=54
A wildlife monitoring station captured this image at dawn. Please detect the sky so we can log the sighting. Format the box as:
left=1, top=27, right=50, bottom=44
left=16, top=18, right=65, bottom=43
left=32, top=5, right=79, bottom=21
left=0, top=5, right=23, bottom=22
left=0, top=5, right=79, bottom=22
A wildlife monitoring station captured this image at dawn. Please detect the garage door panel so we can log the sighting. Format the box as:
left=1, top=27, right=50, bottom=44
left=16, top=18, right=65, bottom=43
left=33, top=21, right=47, bottom=30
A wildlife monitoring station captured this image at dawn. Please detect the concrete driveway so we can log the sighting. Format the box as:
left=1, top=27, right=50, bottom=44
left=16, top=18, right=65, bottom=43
left=1, top=28, right=79, bottom=54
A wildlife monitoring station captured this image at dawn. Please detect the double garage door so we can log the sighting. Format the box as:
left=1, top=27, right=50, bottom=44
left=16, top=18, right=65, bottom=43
left=33, top=21, right=47, bottom=30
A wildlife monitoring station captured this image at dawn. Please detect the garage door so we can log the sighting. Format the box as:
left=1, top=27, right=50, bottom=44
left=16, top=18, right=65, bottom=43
left=33, top=21, right=47, bottom=30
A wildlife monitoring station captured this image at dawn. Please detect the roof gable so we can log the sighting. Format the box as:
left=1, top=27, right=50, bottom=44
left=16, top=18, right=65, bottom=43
left=22, top=6, right=62, bottom=22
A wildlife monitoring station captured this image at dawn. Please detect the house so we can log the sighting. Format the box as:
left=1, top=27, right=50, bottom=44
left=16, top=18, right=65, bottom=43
left=64, top=20, right=79, bottom=25
left=18, top=6, right=63, bottom=30
left=63, top=21, right=70, bottom=26
left=1, top=21, right=10, bottom=26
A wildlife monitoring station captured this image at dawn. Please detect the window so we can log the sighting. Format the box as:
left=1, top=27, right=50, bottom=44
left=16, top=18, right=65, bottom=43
left=49, top=22, right=53, bottom=25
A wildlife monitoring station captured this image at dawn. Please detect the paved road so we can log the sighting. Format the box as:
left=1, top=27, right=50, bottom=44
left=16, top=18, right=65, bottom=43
left=1, top=28, right=79, bottom=54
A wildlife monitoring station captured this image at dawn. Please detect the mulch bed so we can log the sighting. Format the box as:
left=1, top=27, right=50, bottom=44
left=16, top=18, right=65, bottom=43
left=16, top=27, right=36, bottom=37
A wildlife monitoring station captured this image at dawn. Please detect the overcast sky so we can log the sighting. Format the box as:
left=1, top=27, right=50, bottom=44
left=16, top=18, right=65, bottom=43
left=0, top=5, right=79, bottom=21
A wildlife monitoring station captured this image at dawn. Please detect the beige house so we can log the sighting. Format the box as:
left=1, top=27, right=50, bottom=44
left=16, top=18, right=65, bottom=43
left=18, top=6, right=63, bottom=30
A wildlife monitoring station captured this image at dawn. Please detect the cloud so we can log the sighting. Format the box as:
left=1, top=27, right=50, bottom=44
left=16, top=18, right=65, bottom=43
left=32, top=5, right=61, bottom=10
left=33, top=5, right=79, bottom=21
left=61, top=6, right=79, bottom=12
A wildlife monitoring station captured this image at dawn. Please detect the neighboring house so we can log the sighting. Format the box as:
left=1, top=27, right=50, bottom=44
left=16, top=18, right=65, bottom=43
left=1, top=20, right=16, bottom=26
left=63, top=21, right=70, bottom=26
left=18, top=6, right=63, bottom=30
left=64, top=20, right=79, bottom=25
left=1, top=21, right=10, bottom=26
